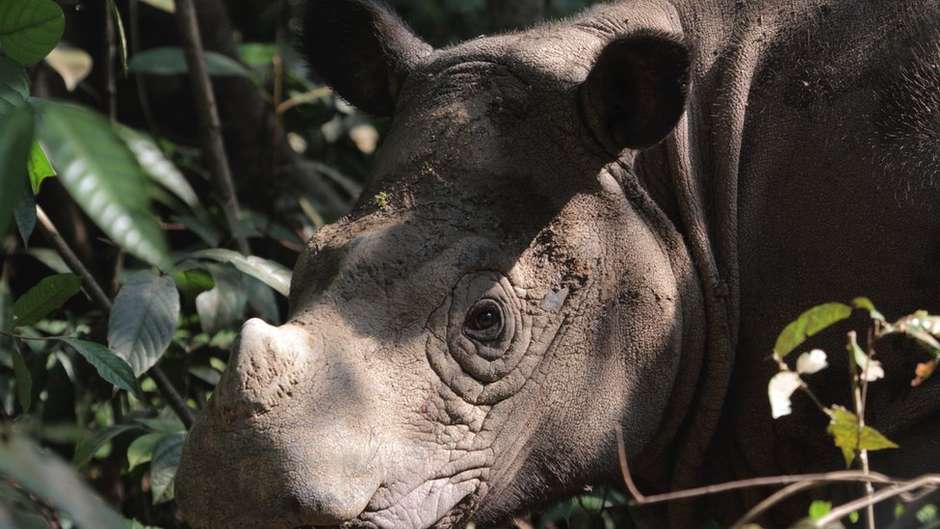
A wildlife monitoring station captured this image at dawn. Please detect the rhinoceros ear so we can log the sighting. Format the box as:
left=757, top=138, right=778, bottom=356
left=581, top=30, right=690, bottom=152
left=303, top=0, right=433, bottom=116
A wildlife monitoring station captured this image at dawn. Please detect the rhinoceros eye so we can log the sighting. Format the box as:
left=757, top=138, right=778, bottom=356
left=464, top=299, right=504, bottom=342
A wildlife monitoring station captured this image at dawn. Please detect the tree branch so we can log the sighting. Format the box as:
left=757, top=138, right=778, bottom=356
left=35, top=206, right=195, bottom=429
left=173, top=0, right=250, bottom=254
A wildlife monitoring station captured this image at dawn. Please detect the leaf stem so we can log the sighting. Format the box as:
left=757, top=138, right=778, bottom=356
left=35, top=205, right=195, bottom=429
left=173, top=0, right=250, bottom=255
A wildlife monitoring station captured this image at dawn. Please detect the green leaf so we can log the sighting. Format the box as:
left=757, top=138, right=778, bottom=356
left=108, top=271, right=180, bottom=376
left=172, top=267, right=215, bottom=299
left=115, top=126, right=199, bottom=208
left=127, top=432, right=164, bottom=471
left=139, top=0, right=175, bottom=13
left=26, top=248, right=69, bottom=274
left=59, top=338, right=141, bottom=395
left=773, top=303, right=853, bottom=358
left=11, top=343, right=31, bottom=412
left=150, top=432, right=184, bottom=504
left=849, top=511, right=859, bottom=524
left=27, top=141, right=56, bottom=193
left=14, top=183, right=36, bottom=245
left=0, top=0, right=65, bottom=66
left=238, top=43, right=276, bottom=67
left=809, top=500, right=832, bottom=521
left=826, top=406, right=898, bottom=467
left=128, top=47, right=252, bottom=78
left=11, top=273, right=81, bottom=327
left=35, top=100, right=171, bottom=269
left=0, top=434, right=129, bottom=529
left=0, top=104, right=33, bottom=240
left=852, top=297, right=885, bottom=321
left=192, top=249, right=291, bottom=296
left=73, top=424, right=139, bottom=467
left=195, top=264, right=247, bottom=333
left=0, top=54, right=29, bottom=116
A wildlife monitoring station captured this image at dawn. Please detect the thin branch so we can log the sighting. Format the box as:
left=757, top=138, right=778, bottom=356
left=35, top=205, right=195, bottom=429
left=617, top=428, right=901, bottom=506
left=173, top=0, right=250, bottom=254
left=816, top=476, right=940, bottom=528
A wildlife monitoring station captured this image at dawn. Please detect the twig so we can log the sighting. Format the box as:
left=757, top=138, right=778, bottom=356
left=173, top=0, right=250, bottom=254
left=816, top=475, right=940, bottom=528
left=848, top=330, right=876, bottom=529
left=34, top=206, right=195, bottom=429
left=617, top=428, right=902, bottom=505
left=104, top=1, right=117, bottom=122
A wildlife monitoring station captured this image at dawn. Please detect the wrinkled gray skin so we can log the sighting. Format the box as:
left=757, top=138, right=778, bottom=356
left=177, top=1, right=940, bottom=528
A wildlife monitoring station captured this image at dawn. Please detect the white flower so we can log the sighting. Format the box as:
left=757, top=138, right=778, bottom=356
left=768, top=371, right=802, bottom=419
left=852, top=346, right=885, bottom=382
left=797, top=349, right=829, bottom=375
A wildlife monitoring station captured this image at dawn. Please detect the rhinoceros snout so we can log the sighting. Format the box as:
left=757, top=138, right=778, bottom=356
left=177, top=318, right=385, bottom=529
left=213, top=318, right=316, bottom=418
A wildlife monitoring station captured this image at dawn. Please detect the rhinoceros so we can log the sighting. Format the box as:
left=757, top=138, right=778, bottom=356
left=176, top=0, right=940, bottom=527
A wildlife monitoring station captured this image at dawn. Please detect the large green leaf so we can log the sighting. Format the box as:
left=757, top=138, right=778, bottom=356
left=150, top=432, right=184, bottom=504
left=192, top=248, right=291, bottom=296
left=11, top=273, right=81, bottom=327
left=0, top=55, right=28, bottom=116
left=13, top=184, right=35, bottom=245
left=59, top=338, right=140, bottom=395
left=73, top=424, right=140, bottom=467
left=108, top=271, right=180, bottom=376
left=827, top=406, right=898, bottom=467
left=0, top=0, right=65, bottom=66
left=0, top=104, right=33, bottom=240
left=773, top=302, right=853, bottom=359
left=128, top=47, right=251, bottom=78
left=35, top=101, right=170, bottom=269
left=115, top=126, right=199, bottom=208
left=0, top=434, right=128, bottom=529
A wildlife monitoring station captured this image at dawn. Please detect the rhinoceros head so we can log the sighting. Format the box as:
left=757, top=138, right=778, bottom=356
left=177, top=2, right=704, bottom=528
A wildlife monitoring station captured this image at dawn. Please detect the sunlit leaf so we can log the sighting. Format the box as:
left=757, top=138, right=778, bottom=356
left=127, top=432, right=167, bottom=471
left=150, top=432, right=184, bottom=504
left=172, top=267, right=215, bottom=299
left=0, top=0, right=64, bottom=65
left=774, top=303, right=852, bottom=358
left=108, top=271, right=180, bottom=376
left=138, top=0, right=175, bottom=14
left=35, top=101, right=171, bottom=269
left=238, top=42, right=276, bottom=66
left=73, top=424, right=139, bottom=467
left=192, top=248, right=291, bottom=296
left=11, top=273, right=81, bottom=327
left=827, top=406, right=898, bottom=467
left=26, top=248, right=69, bottom=274
left=0, top=434, right=129, bottom=529
left=59, top=338, right=140, bottom=395
left=44, top=45, right=93, bottom=92
left=852, top=297, right=885, bottom=322
left=26, top=141, right=56, bottom=193
left=0, top=104, right=33, bottom=240
left=129, top=47, right=252, bottom=78
left=116, top=125, right=199, bottom=208
left=809, top=500, right=832, bottom=521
